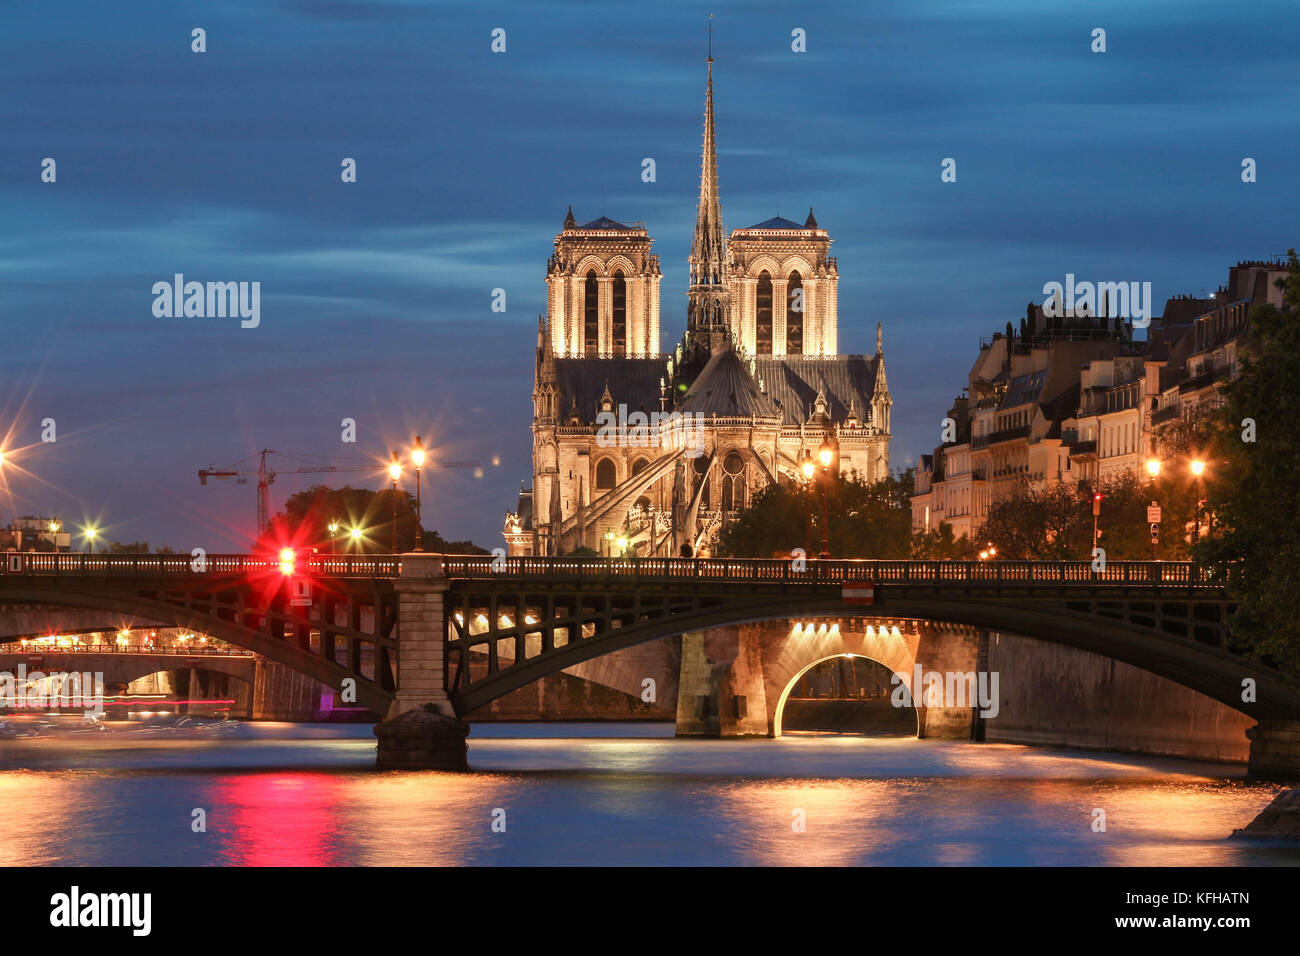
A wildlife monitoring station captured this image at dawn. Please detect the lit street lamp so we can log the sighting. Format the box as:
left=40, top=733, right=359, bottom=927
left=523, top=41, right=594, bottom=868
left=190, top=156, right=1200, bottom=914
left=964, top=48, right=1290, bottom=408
left=388, top=452, right=402, bottom=553
left=1191, top=459, right=1206, bottom=545
left=83, top=526, right=98, bottom=554
left=799, top=450, right=815, bottom=555
left=327, top=520, right=339, bottom=555
left=1145, top=459, right=1161, bottom=560
left=817, top=438, right=834, bottom=559
left=411, top=436, right=426, bottom=552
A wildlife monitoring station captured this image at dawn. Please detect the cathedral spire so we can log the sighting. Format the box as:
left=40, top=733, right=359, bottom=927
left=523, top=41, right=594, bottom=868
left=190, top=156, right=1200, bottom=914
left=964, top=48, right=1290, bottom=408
left=686, top=28, right=729, bottom=341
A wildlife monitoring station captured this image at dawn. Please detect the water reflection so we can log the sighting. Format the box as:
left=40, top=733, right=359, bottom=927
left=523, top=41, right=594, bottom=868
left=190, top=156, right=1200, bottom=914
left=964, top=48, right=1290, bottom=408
left=0, top=724, right=1295, bottom=866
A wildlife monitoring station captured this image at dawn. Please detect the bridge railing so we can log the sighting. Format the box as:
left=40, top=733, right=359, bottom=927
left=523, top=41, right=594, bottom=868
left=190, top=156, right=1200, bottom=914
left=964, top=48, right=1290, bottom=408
left=0, top=642, right=254, bottom=656
left=440, top=556, right=1228, bottom=587
left=0, top=552, right=400, bottom=578
left=1, top=552, right=1229, bottom=587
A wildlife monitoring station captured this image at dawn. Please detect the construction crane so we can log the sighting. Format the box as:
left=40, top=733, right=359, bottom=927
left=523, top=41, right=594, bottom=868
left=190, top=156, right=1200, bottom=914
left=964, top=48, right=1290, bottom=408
left=198, top=448, right=481, bottom=537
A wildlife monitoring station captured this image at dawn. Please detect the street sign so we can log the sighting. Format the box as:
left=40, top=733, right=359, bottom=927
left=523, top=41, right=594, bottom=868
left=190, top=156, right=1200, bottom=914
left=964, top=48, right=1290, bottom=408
left=1150, top=523, right=1160, bottom=540
left=290, top=577, right=312, bottom=607
left=1147, top=504, right=1162, bottom=523
left=842, top=584, right=874, bottom=606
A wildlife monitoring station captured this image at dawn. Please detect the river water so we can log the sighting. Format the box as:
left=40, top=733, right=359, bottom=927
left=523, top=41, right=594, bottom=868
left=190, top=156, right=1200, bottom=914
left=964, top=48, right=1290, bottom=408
left=1, top=720, right=1295, bottom=866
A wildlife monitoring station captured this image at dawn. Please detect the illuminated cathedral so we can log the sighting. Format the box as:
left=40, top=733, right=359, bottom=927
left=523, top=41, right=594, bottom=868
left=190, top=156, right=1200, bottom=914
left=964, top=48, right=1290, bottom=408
left=504, top=56, right=892, bottom=557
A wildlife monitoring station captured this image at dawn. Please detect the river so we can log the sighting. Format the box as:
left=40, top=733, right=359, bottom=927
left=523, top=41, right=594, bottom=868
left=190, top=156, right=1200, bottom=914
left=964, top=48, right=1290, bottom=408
left=1, top=719, right=1295, bottom=866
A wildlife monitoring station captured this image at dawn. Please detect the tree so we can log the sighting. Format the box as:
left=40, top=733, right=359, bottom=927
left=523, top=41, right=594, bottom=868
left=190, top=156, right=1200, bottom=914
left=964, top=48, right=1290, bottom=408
left=911, top=522, right=976, bottom=559
left=268, top=484, right=488, bottom=554
left=974, top=473, right=1196, bottom=561
left=1198, top=249, right=1300, bottom=675
left=716, top=471, right=913, bottom=559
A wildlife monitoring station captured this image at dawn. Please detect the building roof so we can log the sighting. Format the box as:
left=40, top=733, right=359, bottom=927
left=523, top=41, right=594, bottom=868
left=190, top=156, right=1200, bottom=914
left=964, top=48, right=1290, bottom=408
left=755, top=354, right=883, bottom=427
left=578, top=216, right=636, bottom=231
left=553, top=356, right=666, bottom=422
left=743, top=215, right=807, bottom=230
left=678, top=343, right=782, bottom=418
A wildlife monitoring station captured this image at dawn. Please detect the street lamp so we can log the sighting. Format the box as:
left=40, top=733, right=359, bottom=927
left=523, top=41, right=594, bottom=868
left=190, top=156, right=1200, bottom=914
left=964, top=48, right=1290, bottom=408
left=327, top=520, right=339, bottom=555
left=349, top=525, right=363, bottom=550
left=411, top=436, right=426, bottom=552
left=817, top=439, right=833, bottom=559
left=616, top=535, right=628, bottom=557
left=1091, top=492, right=1104, bottom=555
left=1145, top=459, right=1161, bottom=560
left=83, top=526, right=97, bottom=554
left=800, top=450, right=815, bottom=555
left=388, top=452, right=402, bottom=553
left=1191, top=459, right=1206, bottom=545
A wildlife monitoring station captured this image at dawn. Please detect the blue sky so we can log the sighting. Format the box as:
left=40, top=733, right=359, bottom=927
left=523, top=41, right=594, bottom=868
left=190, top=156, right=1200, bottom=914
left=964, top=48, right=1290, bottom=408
left=1, top=0, right=1296, bottom=551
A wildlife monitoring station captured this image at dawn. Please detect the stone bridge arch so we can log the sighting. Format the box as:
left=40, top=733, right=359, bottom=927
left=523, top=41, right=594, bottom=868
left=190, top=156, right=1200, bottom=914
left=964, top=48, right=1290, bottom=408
left=765, top=624, right=919, bottom=737
left=446, top=589, right=1300, bottom=724
left=0, top=581, right=395, bottom=714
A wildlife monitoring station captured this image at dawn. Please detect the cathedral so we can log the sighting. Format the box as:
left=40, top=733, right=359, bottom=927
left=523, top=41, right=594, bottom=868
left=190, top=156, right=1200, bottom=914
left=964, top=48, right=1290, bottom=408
left=503, top=56, right=892, bottom=558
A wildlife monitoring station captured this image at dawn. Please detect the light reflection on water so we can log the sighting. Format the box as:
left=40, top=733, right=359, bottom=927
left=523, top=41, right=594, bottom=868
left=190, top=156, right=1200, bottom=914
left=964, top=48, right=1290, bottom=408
left=0, top=722, right=1295, bottom=866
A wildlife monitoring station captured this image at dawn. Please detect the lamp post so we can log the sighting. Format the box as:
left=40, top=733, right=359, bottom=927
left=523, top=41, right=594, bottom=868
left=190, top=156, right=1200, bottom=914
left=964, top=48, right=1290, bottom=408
left=800, top=451, right=815, bottom=555
left=327, top=520, right=339, bottom=555
left=1145, top=459, right=1161, bottom=560
left=1190, top=459, right=1205, bottom=546
left=1091, top=492, right=1103, bottom=556
left=605, top=530, right=614, bottom=558
left=388, top=453, right=402, bottom=553
left=83, top=526, right=97, bottom=555
left=817, top=439, right=833, bottom=559
left=349, top=526, right=363, bottom=550
left=411, top=436, right=426, bottom=552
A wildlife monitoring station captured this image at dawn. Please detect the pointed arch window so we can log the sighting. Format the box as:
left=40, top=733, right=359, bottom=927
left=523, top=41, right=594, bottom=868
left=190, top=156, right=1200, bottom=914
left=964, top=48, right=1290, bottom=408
left=584, top=270, right=599, bottom=356
left=612, top=271, right=627, bottom=357
left=721, top=451, right=746, bottom=512
left=595, top=457, right=617, bottom=490
left=756, top=271, right=773, bottom=355
left=786, top=271, right=804, bottom=354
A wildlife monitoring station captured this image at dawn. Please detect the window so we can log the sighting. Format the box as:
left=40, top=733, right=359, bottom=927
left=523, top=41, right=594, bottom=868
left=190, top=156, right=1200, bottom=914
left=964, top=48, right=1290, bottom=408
left=632, top=457, right=649, bottom=476
left=595, top=458, right=616, bottom=490
left=612, top=271, right=626, bottom=357
left=756, top=271, right=773, bottom=354
left=584, top=270, right=599, bottom=355
left=786, top=271, right=803, bottom=354
left=721, top=450, right=746, bottom=511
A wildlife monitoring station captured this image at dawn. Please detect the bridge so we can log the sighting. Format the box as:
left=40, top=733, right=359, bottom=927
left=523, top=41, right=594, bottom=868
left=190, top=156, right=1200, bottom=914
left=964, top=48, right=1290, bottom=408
left=1, top=551, right=1296, bottom=775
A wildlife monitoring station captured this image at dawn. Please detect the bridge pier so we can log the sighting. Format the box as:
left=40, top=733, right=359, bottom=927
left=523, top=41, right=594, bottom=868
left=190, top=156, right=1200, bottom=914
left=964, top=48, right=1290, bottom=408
left=1247, top=720, right=1300, bottom=780
left=675, top=627, right=769, bottom=736
left=374, top=554, right=469, bottom=770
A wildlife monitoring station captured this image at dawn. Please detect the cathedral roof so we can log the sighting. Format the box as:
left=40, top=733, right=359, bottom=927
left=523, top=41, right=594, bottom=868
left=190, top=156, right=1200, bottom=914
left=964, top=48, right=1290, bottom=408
left=578, top=216, right=636, bottom=231
left=553, top=357, right=665, bottom=422
left=755, top=355, right=884, bottom=427
left=678, top=342, right=782, bottom=419
left=744, top=216, right=807, bottom=230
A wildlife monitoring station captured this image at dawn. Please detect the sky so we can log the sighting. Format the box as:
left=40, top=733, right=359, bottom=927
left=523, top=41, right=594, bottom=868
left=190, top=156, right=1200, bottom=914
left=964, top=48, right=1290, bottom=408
left=0, top=0, right=1296, bottom=552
